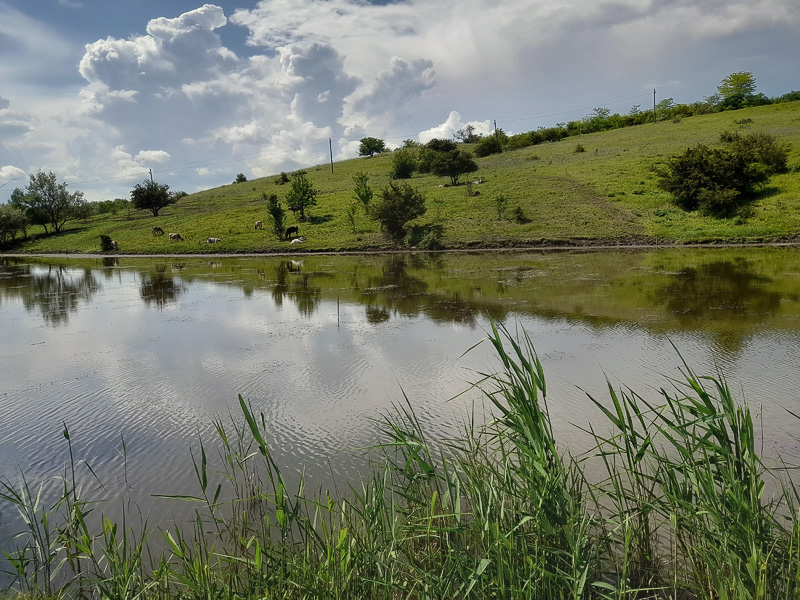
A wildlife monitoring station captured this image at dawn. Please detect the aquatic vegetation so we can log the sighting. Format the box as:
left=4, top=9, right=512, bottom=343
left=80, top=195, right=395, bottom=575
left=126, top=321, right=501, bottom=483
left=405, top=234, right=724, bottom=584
left=2, top=323, right=799, bottom=598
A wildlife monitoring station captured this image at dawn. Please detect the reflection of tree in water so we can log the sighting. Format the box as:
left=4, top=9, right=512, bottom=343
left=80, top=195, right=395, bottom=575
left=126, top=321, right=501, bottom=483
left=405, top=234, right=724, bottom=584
left=270, top=261, right=322, bottom=317
left=360, top=255, right=509, bottom=326
left=653, top=259, right=781, bottom=352
left=140, top=265, right=186, bottom=310
left=0, top=261, right=100, bottom=326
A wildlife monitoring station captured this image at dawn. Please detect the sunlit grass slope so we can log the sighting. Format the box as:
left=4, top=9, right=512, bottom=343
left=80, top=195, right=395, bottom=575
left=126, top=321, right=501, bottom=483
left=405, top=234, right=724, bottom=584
left=8, top=101, right=800, bottom=255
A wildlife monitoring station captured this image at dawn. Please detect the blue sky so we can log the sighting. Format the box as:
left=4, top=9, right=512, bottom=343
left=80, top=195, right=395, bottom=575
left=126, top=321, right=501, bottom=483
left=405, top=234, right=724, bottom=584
left=1, top=0, right=798, bottom=202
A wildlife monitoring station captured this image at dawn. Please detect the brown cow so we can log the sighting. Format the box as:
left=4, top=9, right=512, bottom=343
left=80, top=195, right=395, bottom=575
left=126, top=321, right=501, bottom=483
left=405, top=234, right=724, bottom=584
left=152, top=226, right=165, bottom=236
left=169, top=233, right=184, bottom=241
left=285, top=225, right=299, bottom=239
left=254, top=220, right=263, bottom=230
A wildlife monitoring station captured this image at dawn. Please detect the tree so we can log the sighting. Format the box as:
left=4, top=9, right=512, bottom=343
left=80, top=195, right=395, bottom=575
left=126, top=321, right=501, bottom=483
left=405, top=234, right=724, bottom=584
left=285, top=172, right=317, bottom=219
left=718, top=72, right=756, bottom=101
left=130, top=179, right=176, bottom=217
left=389, top=149, right=417, bottom=179
left=264, top=193, right=286, bottom=240
left=234, top=173, right=247, bottom=183
left=371, top=182, right=426, bottom=238
left=358, top=137, right=386, bottom=157
left=0, top=205, right=29, bottom=243
left=417, top=138, right=458, bottom=173
left=455, top=124, right=479, bottom=143
left=17, top=171, right=85, bottom=234
left=430, top=149, right=479, bottom=185
left=717, top=72, right=757, bottom=110
left=352, top=172, right=373, bottom=211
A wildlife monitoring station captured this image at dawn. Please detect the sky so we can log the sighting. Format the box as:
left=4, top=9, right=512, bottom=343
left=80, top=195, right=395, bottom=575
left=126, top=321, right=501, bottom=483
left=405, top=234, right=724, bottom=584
left=1, top=0, right=798, bottom=203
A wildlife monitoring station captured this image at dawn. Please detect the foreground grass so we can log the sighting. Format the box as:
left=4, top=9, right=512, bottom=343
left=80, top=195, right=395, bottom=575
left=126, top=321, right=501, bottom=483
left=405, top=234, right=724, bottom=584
left=2, top=323, right=800, bottom=599
left=5, top=101, right=800, bottom=255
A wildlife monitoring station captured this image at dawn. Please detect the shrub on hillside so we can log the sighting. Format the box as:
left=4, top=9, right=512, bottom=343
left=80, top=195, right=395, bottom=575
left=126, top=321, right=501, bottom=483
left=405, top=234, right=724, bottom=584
left=389, top=149, right=417, bottom=179
left=656, top=143, right=768, bottom=217
left=371, top=182, right=426, bottom=238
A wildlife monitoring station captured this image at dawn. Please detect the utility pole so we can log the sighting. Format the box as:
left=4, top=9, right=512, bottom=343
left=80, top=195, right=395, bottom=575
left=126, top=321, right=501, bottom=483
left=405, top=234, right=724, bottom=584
left=149, top=168, right=154, bottom=183
left=653, top=89, right=657, bottom=124
left=493, top=119, right=500, bottom=150
left=329, top=138, right=334, bottom=174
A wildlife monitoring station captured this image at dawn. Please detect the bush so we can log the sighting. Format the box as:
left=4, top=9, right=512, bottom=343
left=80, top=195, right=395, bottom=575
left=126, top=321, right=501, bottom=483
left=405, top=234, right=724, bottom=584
left=99, top=234, right=114, bottom=252
left=371, top=182, right=426, bottom=238
left=474, top=136, right=503, bottom=157
left=722, top=132, right=790, bottom=175
left=574, top=144, right=586, bottom=154
left=264, top=193, right=286, bottom=240
left=657, top=143, right=768, bottom=217
left=389, top=149, right=416, bottom=179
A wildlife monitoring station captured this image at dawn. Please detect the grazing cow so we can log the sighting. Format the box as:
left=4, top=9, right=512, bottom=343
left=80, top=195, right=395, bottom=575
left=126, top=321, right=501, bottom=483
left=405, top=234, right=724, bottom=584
left=110, top=240, right=118, bottom=250
left=207, top=237, right=221, bottom=244
left=169, top=233, right=184, bottom=241
left=254, top=220, right=263, bottom=230
left=285, top=225, right=299, bottom=239
left=152, top=226, right=165, bottom=236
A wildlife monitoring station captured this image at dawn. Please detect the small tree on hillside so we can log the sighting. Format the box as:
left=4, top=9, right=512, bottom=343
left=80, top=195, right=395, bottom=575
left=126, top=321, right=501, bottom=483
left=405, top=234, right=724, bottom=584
left=358, top=137, right=387, bottom=157
left=234, top=173, right=247, bottom=183
left=130, top=179, right=176, bottom=217
left=430, top=149, right=479, bottom=185
left=389, top=149, right=417, bottom=179
left=352, top=172, right=373, bottom=212
left=263, top=193, right=287, bottom=240
left=371, top=182, right=426, bottom=238
left=285, top=172, right=317, bottom=219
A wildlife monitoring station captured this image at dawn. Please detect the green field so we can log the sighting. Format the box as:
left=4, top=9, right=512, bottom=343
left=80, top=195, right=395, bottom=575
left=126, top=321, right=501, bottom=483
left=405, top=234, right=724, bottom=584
left=6, top=101, right=800, bottom=255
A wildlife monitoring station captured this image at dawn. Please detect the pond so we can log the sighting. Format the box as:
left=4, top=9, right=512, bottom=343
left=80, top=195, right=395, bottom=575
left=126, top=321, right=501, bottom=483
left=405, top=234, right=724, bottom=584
left=1, top=247, right=800, bottom=551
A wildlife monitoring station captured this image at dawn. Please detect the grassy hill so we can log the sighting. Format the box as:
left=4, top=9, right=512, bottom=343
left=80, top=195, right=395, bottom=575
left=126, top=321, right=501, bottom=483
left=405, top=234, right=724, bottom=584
left=6, top=101, right=800, bottom=255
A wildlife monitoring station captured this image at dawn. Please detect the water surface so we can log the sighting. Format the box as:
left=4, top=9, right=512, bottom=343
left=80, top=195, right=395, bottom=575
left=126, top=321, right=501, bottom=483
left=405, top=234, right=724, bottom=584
left=1, top=248, right=799, bottom=538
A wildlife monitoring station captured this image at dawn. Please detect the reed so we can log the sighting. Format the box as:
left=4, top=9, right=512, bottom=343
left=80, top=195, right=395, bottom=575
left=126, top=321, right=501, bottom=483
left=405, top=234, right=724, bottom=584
left=2, top=325, right=799, bottom=598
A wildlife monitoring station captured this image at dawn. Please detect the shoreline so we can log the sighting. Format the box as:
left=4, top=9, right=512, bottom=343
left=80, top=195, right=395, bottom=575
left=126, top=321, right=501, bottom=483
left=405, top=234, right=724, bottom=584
left=3, top=237, right=800, bottom=260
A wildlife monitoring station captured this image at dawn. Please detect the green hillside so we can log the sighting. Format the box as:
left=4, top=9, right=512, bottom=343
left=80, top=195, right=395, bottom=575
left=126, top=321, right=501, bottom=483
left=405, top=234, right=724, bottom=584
left=6, top=101, right=800, bottom=255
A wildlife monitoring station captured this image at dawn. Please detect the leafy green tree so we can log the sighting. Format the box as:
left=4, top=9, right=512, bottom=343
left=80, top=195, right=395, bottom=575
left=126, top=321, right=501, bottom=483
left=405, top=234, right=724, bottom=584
left=234, top=173, right=247, bottom=183
left=358, top=137, right=387, bottom=157
left=430, top=149, right=479, bottom=185
left=0, top=205, right=29, bottom=243
left=130, top=179, right=176, bottom=217
left=389, top=149, right=417, bottom=179
left=352, top=172, right=373, bottom=211
left=285, top=172, right=317, bottom=219
left=417, top=138, right=458, bottom=173
left=264, top=192, right=286, bottom=240
left=718, top=72, right=756, bottom=101
left=371, top=182, right=426, bottom=238
left=18, top=171, right=85, bottom=233
left=717, top=72, right=760, bottom=110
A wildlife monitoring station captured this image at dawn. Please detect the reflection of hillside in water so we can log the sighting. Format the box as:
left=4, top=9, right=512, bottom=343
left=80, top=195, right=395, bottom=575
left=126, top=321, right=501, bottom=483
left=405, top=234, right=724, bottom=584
left=0, top=259, right=100, bottom=326
left=358, top=255, right=510, bottom=326
left=651, top=259, right=781, bottom=352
